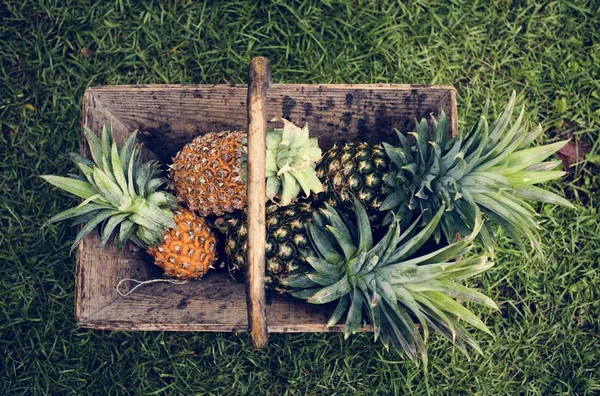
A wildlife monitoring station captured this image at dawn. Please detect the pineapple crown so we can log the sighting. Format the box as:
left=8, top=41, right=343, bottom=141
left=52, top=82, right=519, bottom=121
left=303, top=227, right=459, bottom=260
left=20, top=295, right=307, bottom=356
left=280, top=197, right=497, bottom=365
left=264, top=117, right=323, bottom=205
left=381, top=91, right=574, bottom=253
left=42, top=123, right=178, bottom=251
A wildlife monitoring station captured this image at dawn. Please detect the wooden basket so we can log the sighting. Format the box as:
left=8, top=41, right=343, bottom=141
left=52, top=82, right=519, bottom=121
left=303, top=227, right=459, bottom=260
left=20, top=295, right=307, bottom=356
left=76, top=57, right=457, bottom=348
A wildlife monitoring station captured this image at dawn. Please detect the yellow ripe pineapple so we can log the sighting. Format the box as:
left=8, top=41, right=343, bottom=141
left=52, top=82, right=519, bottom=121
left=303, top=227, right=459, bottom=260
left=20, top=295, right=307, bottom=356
left=169, top=118, right=323, bottom=217
left=148, top=209, right=217, bottom=279
left=42, top=124, right=217, bottom=280
left=169, top=131, right=246, bottom=216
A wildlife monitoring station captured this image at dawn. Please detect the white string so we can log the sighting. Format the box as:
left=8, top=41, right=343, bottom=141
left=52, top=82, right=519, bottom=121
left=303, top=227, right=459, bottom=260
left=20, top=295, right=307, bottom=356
left=116, top=278, right=189, bottom=297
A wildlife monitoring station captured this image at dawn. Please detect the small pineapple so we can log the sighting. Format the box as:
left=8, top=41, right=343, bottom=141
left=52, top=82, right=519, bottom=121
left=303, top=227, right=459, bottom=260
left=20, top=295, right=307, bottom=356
left=169, top=118, right=322, bottom=217
left=226, top=198, right=497, bottom=362
left=317, top=91, right=574, bottom=251
left=42, top=124, right=218, bottom=280
left=148, top=208, right=217, bottom=279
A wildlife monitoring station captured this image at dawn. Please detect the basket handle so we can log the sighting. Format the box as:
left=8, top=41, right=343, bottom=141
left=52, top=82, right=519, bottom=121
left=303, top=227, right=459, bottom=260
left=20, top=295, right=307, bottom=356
left=246, top=56, right=271, bottom=349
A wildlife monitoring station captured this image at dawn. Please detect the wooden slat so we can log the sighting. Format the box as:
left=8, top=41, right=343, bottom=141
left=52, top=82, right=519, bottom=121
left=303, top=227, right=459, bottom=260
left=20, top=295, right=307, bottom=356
left=85, top=83, right=456, bottom=162
left=79, top=272, right=249, bottom=331
left=265, top=83, right=457, bottom=148
left=79, top=280, right=375, bottom=333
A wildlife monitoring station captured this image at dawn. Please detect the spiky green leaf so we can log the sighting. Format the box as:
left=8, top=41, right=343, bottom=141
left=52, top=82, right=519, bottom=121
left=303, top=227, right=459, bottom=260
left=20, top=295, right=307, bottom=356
left=344, top=287, right=363, bottom=339
left=388, top=206, right=444, bottom=262
left=41, top=175, right=97, bottom=200
left=327, top=294, right=351, bottom=326
left=83, top=126, right=104, bottom=168
left=70, top=210, right=118, bottom=252
left=119, top=130, right=138, bottom=172
left=305, top=256, right=342, bottom=275
left=306, top=223, right=343, bottom=264
left=92, top=167, right=123, bottom=205
left=100, top=213, right=129, bottom=249
left=117, top=220, right=137, bottom=249
left=44, top=203, right=108, bottom=225
left=111, top=141, right=128, bottom=193
left=307, top=275, right=351, bottom=304
left=280, top=272, right=319, bottom=289
left=514, top=186, right=575, bottom=208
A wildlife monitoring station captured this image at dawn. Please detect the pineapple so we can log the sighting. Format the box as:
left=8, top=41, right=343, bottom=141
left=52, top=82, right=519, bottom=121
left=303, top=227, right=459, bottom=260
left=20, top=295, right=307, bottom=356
left=225, top=202, right=315, bottom=292
left=316, top=142, right=392, bottom=225
left=226, top=198, right=497, bottom=362
left=317, top=92, right=574, bottom=251
left=42, top=124, right=218, bottom=280
left=169, top=130, right=246, bottom=217
left=147, top=208, right=217, bottom=279
left=169, top=118, right=322, bottom=217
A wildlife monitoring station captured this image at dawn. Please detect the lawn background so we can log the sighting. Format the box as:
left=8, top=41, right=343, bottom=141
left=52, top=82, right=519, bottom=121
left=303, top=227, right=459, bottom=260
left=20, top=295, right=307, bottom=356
left=1, top=0, right=599, bottom=394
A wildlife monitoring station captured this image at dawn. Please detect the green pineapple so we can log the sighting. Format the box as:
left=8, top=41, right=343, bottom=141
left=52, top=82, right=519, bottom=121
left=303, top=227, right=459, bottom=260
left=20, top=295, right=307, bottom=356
left=316, top=142, right=392, bottom=224
left=225, top=202, right=315, bottom=292
left=316, top=92, right=573, bottom=252
left=226, top=198, right=497, bottom=363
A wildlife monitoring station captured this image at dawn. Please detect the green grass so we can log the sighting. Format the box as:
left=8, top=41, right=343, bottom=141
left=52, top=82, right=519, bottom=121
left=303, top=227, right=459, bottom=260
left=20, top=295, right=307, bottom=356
left=1, top=0, right=599, bottom=394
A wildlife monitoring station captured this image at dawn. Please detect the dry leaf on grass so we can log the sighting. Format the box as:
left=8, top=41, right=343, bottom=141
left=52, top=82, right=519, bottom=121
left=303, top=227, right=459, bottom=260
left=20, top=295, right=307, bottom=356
left=557, top=140, right=590, bottom=170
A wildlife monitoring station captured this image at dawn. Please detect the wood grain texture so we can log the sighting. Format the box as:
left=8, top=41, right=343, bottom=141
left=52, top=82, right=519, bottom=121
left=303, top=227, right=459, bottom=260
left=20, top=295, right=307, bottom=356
left=246, top=57, right=271, bottom=348
left=85, top=83, right=456, bottom=163
left=87, top=85, right=249, bottom=165
left=266, top=83, right=458, bottom=146
left=79, top=272, right=249, bottom=332
left=77, top=82, right=457, bottom=332
left=78, top=279, right=373, bottom=333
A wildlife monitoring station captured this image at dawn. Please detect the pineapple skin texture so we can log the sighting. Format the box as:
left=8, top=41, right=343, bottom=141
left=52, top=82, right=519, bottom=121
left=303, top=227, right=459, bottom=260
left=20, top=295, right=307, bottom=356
left=169, top=131, right=246, bottom=217
left=316, top=142, right=392, bottom=225
left=148, top=209, right=218, bottom=280
left=225, top=202, right=316, bottom=292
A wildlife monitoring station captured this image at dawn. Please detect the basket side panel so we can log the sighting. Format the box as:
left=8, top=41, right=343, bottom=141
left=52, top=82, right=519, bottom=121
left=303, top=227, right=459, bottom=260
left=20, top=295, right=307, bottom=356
left=266, top=84, right=457, bottom=148
left=78, top=273, right=249, bottom=332
left=77, top=92, right=153, bottom=321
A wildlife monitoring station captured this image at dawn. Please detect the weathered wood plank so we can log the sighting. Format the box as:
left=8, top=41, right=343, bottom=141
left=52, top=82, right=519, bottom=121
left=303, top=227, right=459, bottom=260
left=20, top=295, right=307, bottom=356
left=266, top=83, right=457, bottom=147
left=79, top=271, right=249, bottom=331
left=86, top=84, right=456, bottom=163
left=79, top=278, right=375, bottom=333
